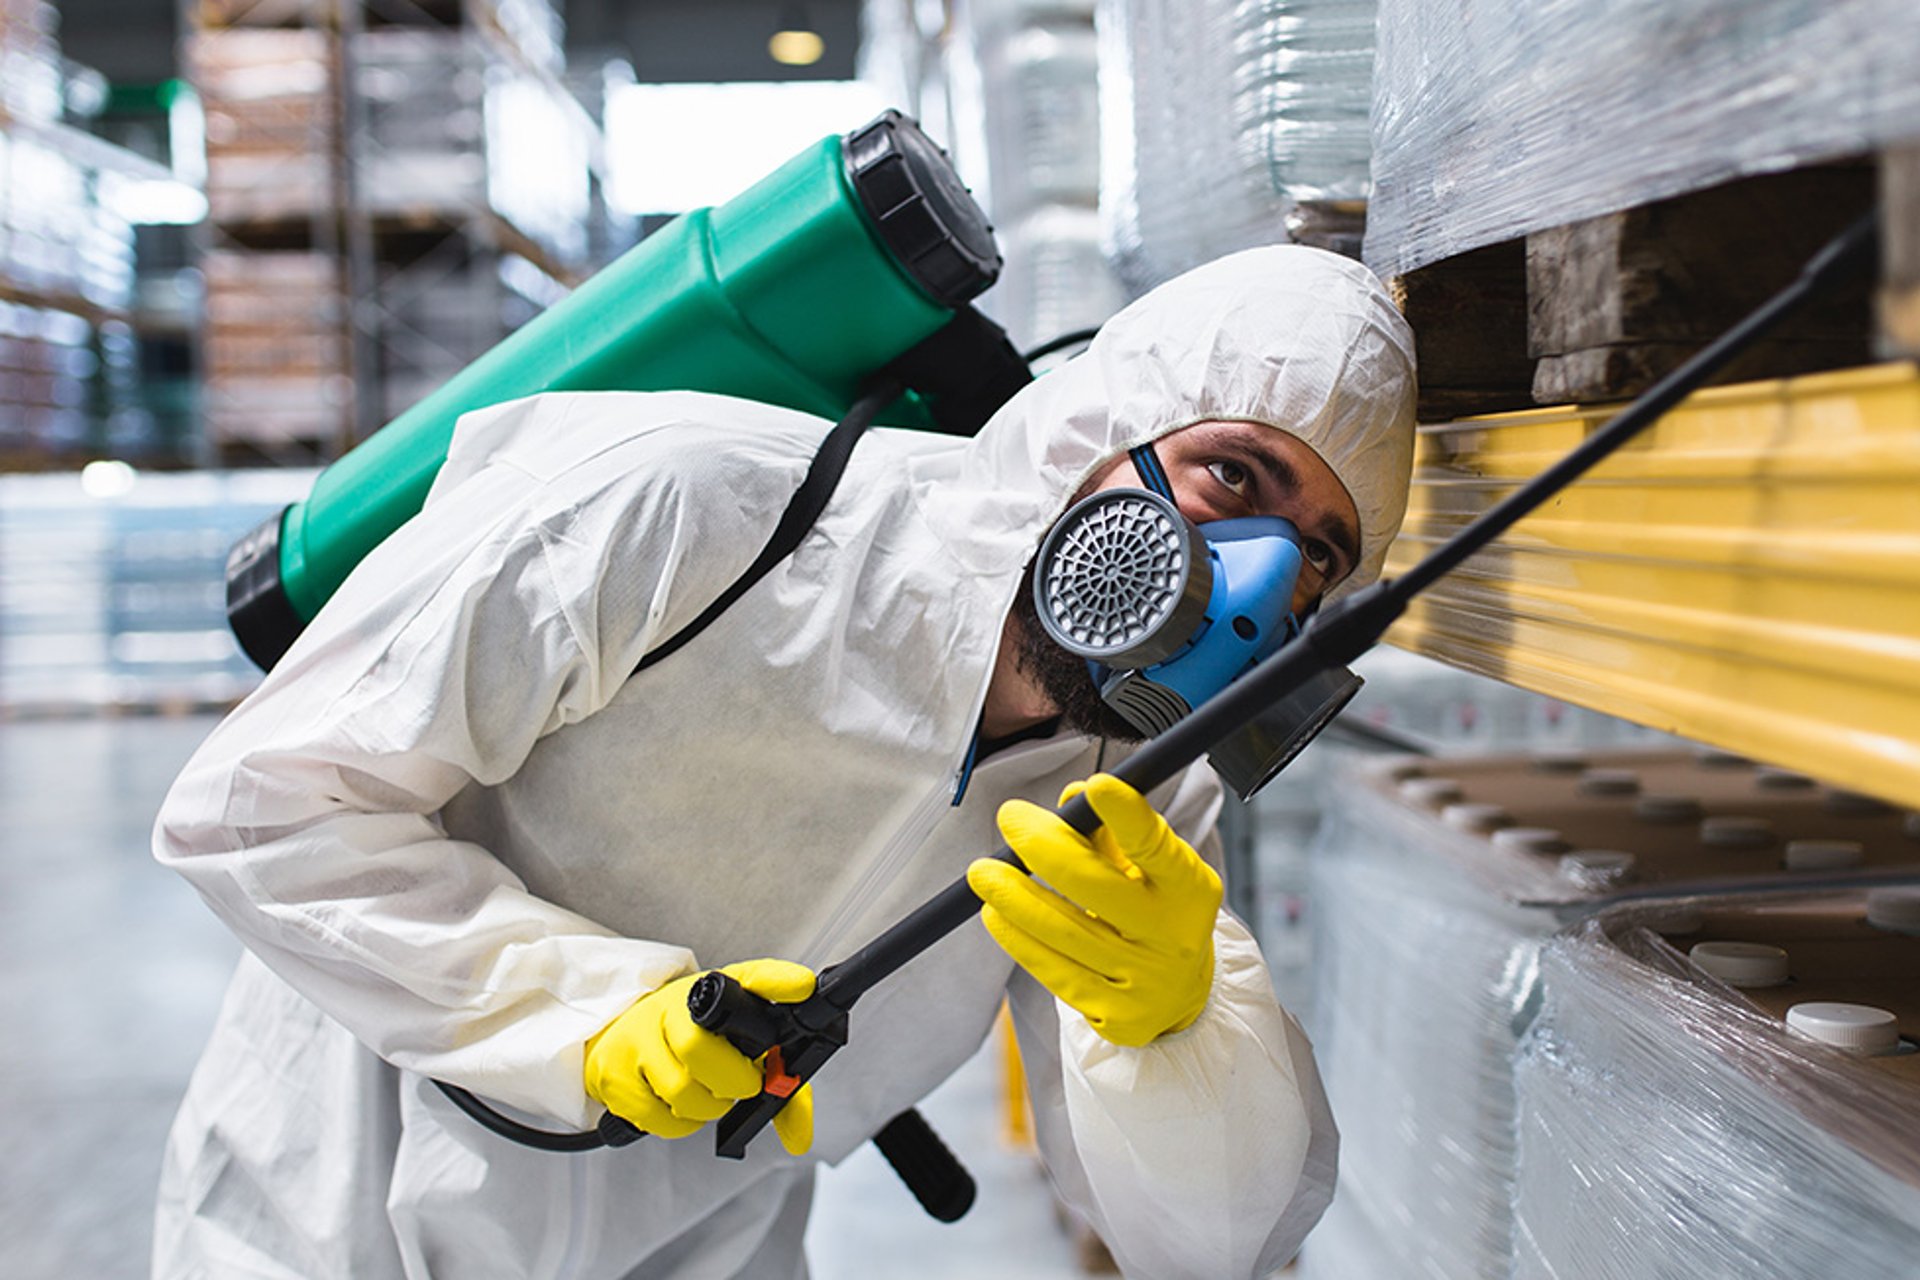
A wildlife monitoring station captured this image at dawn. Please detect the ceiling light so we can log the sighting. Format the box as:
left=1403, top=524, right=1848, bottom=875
left=769, top=6, right=825, bottom=66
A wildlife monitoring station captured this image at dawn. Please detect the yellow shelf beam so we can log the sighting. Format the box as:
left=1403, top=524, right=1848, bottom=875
left=1385, top=361, right=1920, bottom=809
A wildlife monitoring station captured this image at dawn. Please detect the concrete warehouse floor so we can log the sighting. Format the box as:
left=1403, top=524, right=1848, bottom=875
left=0, top=714, right=1083, bottom=1279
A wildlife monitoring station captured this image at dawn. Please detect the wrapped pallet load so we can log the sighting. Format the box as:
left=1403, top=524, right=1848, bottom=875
left=1364, top=0, right=1920, bottom=278
left=1096, top=0, right=1377, bottom=292
left=949, top=0, right=1125, bottom=349
left=1303, top=774, right=1547, bottom=1279
left=1513, top=888, right=1920, bottom=1278
left=1302, top=748, right=1920, bottom=1278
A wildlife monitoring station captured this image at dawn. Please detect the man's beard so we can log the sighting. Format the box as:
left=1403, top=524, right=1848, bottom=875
left=1008, top=557, right=1149, bottom=743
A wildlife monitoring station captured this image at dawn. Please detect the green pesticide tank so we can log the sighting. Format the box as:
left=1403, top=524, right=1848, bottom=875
left=227, top=110, right=1011, bottom=671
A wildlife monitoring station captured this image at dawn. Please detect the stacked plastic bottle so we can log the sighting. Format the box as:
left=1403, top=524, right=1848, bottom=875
left=1363, top=0, right=1920, bottom=277
left=1094, top=0, right=1379, bottom=291
left=1299, top=746, right=1920, bottom=1277
left=1248, top=647, right=1662, bottom=1011
left=1300, top=771, right=1551, bottom=1279
left=0, top=0, right=60, bottom=122
left=1512, top=894, right=1920, bottom=1278
left=947, top=0, right=1126, bottom=352
left=1227, top=0, right=1375, bottom=252
left=0, top=98, right=137, bottom=455
left=0, top=469, right=311, bottom=711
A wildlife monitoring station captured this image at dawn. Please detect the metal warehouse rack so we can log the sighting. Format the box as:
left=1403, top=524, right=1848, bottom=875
left=185, top=0, right=625, bottom=465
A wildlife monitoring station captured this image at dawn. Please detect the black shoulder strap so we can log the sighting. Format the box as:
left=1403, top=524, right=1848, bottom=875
left=615, top=377, right=978, bottom=1218
left=631, top=380, right=901, bottom=678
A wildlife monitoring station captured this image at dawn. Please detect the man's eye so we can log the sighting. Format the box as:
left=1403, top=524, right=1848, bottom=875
left=1206, top=459, right=1250, bottom=495
left=1302, top=540, right=1335, bottom=576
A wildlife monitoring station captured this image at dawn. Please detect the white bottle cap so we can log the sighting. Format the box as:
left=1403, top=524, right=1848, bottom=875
left=1865, top=887, right=1920, bottom=935
left=1442, top=802, right=1513, bottom=833
left=1782, top=839, right=1866, bottom=871
left=1635, top=793, right=1704, bottom=824
left=1530, top=748, right=1588, bottom=773
left=1492, top=826, right=1569, bottom=855
left=1559, top=849, right=1636, bottom=889
left=1700, top=815, right=1775, bottom=849
left=1398, top=777, right=1464, bottom=808
left=1689, top=941, right=1790, bottom=988
left=1755, top=767, right=1816, bottom=791
left=1785, top=1002, right=1901, bottom=1056
left=1824, top=790, right=1893, bottom=817
left=1578, top=767, right=1641, bottom=797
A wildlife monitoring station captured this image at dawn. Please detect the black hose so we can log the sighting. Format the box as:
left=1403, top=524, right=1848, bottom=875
left=435, top=1079, right=610, bottom=1152
left=1021, top=326, right=1102, bottom=363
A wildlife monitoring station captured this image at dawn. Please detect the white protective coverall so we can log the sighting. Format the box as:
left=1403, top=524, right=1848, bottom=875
left=153, top=244, right=1416, bottom=1279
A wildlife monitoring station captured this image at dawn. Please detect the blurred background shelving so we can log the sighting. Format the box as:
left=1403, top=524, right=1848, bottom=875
left=3, top=0, right=1919, bottom=1277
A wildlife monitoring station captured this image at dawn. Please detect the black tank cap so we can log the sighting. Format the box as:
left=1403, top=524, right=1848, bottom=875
left=226, top=507, right=305, bottom=672
left=843, top=110, right=1001, bottom=308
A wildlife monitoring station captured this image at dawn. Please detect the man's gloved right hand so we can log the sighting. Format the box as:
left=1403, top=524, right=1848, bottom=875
left=583, top=959, right=817, bottom=1155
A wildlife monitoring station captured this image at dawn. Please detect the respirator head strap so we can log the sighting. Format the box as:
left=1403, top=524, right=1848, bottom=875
left=1128, top=443, right=1175, bottom=500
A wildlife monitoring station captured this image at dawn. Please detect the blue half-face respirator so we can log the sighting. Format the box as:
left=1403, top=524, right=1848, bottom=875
left=1032, top=446, right=1363, bottom=799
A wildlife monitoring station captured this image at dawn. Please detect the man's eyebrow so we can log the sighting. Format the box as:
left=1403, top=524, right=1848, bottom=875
left=1241, top=445, right=1362, bottom=575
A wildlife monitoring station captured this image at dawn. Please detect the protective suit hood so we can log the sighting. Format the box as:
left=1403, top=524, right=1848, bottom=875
left=919, top=244, right=1417, bottom=599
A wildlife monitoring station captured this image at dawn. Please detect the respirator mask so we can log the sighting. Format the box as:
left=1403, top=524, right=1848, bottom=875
left=1032, top=445, right=1362, bottom=799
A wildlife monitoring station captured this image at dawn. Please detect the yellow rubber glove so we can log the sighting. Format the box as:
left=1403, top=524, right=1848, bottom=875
left=968, top=774, right=1223, bottom=1048
left=583, top=959, right=817, bottom=1155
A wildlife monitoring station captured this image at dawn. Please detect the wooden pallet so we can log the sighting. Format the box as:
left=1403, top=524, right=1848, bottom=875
left=1883, top=143, right=1920, bottom=360
left=1394, top=160, right=1889, bottom=419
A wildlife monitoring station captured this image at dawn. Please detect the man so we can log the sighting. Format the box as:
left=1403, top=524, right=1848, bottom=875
left=152, top=245, right=1415, bottom=1278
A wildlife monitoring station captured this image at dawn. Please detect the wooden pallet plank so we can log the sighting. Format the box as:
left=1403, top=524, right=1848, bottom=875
left=1882, top=142, right=1920, bottom=359
left=1524, top=166, right=1876, bottom=403
left=1391, top=240, right=1534, bottom=422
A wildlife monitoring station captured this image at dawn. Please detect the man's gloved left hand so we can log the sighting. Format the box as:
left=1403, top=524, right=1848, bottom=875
left=583, top=959, right=816, bottom=1155
left=968, top=773, right=1223, bottom=1047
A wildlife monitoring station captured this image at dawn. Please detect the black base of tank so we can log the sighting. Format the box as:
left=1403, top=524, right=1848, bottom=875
left=226, top=507, right=304, bottom=672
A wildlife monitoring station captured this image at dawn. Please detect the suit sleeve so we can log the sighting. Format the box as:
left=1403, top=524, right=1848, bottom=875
left=1008, top=762, right=1338, bottom=1278
left=153, top=396, right=763, bottom=1127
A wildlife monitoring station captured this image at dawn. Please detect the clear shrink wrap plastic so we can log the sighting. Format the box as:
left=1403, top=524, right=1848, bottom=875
left=1096, top=0, right=1377, bottom=291
left=957, top=0, right=1126, bottom=349
left=1227, top=0, right=1374, bottom=249
left=0, top=104, right=136, bottom=454
left=0, top=0, right=62, bottom=123
left=1300, top=776, right=1553, bottom=1279
left=856, top=0, right=931, bottom=132
left=0, top=469, right=312, bottom=709
left=354, top=32, right=491, bottom=215
left=1096, top=0, right=1286, bottom=292
left=1363, top=0, right=1920, bottom=278
left=355, top=29, right=591, bottom=267
left=993, top=205, right=1127, bottom=353
left=1512, top=903, right=1920, bottom=1279
left=1248, top=649, right=1659, bottom=1015
left=979, top=21, right=1102, bottom=216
